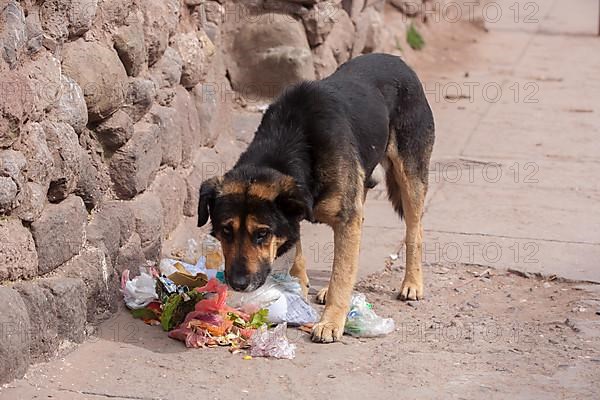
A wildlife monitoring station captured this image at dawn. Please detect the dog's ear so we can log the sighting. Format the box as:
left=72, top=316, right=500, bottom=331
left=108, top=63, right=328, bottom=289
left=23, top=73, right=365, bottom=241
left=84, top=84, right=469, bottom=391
left=198, top=177, right=222, bottom=227
left=275, top=182, right=313, bottom=223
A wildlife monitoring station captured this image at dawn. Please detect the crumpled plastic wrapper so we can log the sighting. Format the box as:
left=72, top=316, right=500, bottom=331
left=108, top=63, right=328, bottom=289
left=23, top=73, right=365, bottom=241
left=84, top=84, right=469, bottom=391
left=121, top=269, right=158, bottom=310
left=249, top=323, right=296, bottom=359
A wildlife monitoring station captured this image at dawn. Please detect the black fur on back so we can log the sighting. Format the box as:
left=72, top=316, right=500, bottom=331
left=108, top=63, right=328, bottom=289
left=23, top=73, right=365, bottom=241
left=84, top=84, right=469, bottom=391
left=232, top=53, right=434, bottom=215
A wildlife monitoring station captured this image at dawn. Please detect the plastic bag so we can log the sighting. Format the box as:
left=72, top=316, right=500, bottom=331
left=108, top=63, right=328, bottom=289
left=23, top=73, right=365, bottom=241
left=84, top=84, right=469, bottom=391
left=249, top=323, right=296, bottom=359
left=344, top=293, right=395, bottom=337
left=229, top=272, right=318, bottom=326
left=121, top=269, right=158, bottom=310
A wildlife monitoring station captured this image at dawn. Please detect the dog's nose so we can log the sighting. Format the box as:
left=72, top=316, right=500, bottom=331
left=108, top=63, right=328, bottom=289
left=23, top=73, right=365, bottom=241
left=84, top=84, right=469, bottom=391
left=228, top=271, right=250, bottom=292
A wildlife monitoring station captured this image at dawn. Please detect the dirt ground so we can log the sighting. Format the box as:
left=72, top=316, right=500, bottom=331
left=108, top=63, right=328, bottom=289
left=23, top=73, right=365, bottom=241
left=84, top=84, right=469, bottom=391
left=1, top=262, right=599, bottom=399
left=2, top=1, right=600, bottom=398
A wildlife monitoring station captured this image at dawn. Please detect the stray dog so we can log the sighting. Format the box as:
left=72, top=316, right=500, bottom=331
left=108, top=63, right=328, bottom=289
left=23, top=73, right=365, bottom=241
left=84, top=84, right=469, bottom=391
left=198, top=53, right=434, bottom=343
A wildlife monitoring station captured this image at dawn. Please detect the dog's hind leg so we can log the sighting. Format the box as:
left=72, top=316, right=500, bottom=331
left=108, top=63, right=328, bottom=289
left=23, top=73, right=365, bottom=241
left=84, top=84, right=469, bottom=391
left=290, top=240, right=310, bottom=299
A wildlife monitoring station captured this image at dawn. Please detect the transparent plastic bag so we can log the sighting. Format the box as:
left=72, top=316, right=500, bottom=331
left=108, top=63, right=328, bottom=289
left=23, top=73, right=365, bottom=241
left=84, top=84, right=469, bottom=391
left=228, top=272, right=318, bottom=326
left=249, top=323, right=296, bottom=359
left=344, top=293, right=395, bottom=337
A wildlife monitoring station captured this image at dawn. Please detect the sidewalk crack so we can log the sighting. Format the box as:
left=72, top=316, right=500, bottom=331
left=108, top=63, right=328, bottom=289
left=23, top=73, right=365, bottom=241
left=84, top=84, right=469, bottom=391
left=58, top=387, right=164, bottom=400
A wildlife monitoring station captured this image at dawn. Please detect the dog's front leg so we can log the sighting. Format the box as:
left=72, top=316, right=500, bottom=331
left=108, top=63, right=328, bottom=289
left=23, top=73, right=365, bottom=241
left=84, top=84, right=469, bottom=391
left=311, top=210, right=363, bottom=343
left=290, top=240, right=309, bottom=299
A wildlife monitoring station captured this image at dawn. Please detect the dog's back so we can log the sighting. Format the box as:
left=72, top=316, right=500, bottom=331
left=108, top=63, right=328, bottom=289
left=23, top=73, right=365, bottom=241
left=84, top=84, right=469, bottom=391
left=236, top=54, right=433, bottom=199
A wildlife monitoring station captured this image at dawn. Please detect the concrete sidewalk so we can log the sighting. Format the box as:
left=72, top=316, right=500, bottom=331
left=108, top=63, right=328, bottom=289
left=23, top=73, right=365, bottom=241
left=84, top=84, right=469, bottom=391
left=417, top=0, right=600, bottom=282
left=302, top=0, right=600, bottom=286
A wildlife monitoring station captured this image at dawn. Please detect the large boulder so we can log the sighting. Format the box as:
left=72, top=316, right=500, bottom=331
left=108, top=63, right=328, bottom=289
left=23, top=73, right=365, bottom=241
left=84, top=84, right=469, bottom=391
left=342, top=0, right=365, bottom=22
left=114, top=232, right=146, bottom=276
left=149, top=46, right=183, bottom=90
left=130, top=192, right=164, bottom=261
left=21, top=51, right=62, bottom=122
left=62, top=39, right=128, bottom=122
left=39, top=0, right=98, bottom=40
left=58, top=247, right=120, bottom=322
left=113, top=9, right=147, bottom=77
left=301, top=1, right=340, bottom=47
left=109, top=122, right=162, bottom=199
left=24, top=8, right=44, bottom=55
left=389, top=0, right=423, bottom=16
left=13, top=122, right=53, bottom=187
left=31, top=195, right=88, bottom=275
left=14, top=181, right=47, bottom=222
left=42, top=121, right=83, bottom=202
left=353, top=6, right=384, bottom=56
left=171, top=30, right=215, bottom=89
left=0, top=287, right=31, bottom=385
left=145, top=104, right=182, bottom=168
left=74, top=127, right=117, bottom=211
left=312, top=8, right=355, bottom=78
left=0, top=0, right=26, bottom=68
left=11, top=281, right=57, bottom=360
left=50, top=75, right=88, bottom=134
left=75, top=146, right=110, bottom=210
left=96, top=0, right=135, bottom=27
left=0, top=176, right=17, bottom=213
left=13, top=277, right=87, bottom=361
left=183, top=147, right=223, bottom=217
left=224, top=12, right=315, bottom=97
left=142, top=0, right=181, bottom=66
left=94, top=110, right=134, bottom=152
left=0, top=71, right=33, bottom=148
left=122, top=77, right=156, bottom=123
left=148, top=168, right=186, bottom=235
left=86, top=200, right=136, bottom=265
left=0, top=217, right=38, bottom=281
left=0, top=149, right=26, bottom=214
left=172, top=86, right=201, bottom=166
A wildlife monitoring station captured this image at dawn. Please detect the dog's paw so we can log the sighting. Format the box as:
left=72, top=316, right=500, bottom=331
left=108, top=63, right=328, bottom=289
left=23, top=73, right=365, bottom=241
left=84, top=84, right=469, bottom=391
left=311, top=318, right=344, bottom=343
left=398, top=279, right=423, bottom=301
left=315, top=287, right=328, bottom=304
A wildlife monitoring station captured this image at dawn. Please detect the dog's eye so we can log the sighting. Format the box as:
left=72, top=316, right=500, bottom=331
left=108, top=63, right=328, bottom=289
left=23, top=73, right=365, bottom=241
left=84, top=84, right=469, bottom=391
left=222, top=225, right=233, bottom=241
left=254, top=229, right=271, bottom=245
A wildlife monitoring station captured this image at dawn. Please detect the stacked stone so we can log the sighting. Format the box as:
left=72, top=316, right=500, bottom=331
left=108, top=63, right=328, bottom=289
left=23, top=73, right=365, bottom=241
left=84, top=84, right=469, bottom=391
left=223, top=0, right=387, bottom=94
left=0, top=0, right=417, bottom=384
left=0, top=0, right=233, bottom=383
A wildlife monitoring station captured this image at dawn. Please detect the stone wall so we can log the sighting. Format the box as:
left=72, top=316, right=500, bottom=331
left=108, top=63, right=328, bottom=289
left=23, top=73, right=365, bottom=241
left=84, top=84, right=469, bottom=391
left=0, top=0, right=468, bottom=383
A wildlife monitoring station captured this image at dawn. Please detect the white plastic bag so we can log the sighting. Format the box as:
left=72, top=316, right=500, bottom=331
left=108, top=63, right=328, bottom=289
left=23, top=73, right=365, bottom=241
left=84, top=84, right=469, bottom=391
left=229, top=272, right=318, bottom=326
left=121, top=269, right=158, bottom=309
left=344, top=293, right=395, bottom=337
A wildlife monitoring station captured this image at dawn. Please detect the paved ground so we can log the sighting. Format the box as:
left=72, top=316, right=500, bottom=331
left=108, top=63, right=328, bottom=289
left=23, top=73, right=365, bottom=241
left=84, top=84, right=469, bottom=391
left=2, top=1, right=600, bottom=398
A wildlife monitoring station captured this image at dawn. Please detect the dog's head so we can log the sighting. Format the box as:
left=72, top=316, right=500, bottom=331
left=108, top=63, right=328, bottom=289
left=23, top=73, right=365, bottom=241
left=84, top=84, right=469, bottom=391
left=197, top=166, right=312, bottom=292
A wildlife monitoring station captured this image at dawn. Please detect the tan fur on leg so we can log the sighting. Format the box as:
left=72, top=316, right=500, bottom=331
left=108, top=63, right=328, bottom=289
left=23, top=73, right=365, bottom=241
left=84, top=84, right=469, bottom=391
left=311, top=208, right=363, bottom=343
left=397, top=165, right=426, bottom=300
left=290, top=240, right=309, bottom=299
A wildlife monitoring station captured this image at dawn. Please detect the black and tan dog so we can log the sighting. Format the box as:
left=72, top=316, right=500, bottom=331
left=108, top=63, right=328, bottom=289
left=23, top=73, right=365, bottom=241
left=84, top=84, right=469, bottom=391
left=198, top=53, right=434, bottom=343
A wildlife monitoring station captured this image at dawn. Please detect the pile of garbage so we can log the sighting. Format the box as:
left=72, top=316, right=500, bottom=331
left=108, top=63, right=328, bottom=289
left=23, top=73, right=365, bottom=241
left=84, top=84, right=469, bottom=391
left=121, top=235, right=395, bottom=359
